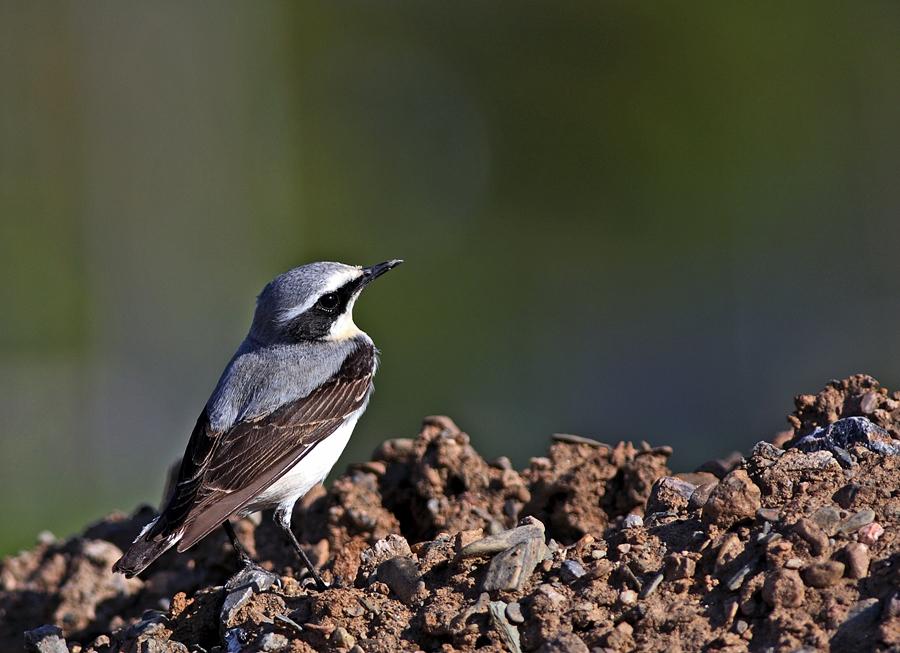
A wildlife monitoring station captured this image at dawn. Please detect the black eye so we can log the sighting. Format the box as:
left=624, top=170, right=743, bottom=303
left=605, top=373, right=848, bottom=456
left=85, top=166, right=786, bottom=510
left=316, top=293, right=340, bottom=312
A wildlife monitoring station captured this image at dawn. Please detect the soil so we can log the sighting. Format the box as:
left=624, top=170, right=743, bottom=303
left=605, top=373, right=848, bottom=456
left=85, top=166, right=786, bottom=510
left=5, top=374, right=900, bottom=653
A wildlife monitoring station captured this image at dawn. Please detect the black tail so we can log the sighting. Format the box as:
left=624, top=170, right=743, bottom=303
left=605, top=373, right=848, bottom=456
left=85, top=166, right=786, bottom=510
left=112, top=522, right=182, bottom=578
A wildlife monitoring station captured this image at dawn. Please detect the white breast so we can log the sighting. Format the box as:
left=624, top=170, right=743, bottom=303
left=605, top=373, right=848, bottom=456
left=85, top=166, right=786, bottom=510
left=240, top=408, right=363, bottom=516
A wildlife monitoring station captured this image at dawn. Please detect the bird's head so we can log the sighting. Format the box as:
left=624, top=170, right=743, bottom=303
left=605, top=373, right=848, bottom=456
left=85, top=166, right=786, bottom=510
left=250, top=260, right=402, bottom=344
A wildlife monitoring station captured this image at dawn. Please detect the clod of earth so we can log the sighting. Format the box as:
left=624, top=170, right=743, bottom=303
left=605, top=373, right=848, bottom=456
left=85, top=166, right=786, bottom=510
left=6, top=374, right=900, bottom=652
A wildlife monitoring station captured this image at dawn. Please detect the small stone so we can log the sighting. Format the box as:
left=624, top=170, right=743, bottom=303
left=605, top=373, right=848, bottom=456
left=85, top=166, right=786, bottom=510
left=809, top=506, right=841, bottom=535
left=756, top=508, right=780, bottom=522
left=647, top=476, right=697, bottom=514
left=559, top=560, right=587, bottom=583
left=762, top=569, right=805, bottom=608
left=784, top=558, right=803, bottom=570
left=861, top=391, right=878, bottom=413
left=24, top=626, right=67, bottom=653
left=858, top=522, right=884, bottom=545
left=664, top=553, right=696, bottom=581
left=536, top=632, right=589, bottom=653
left=702, top=470, right=761, bottom=529
left=506, top=601, right=524, bottom=624
left=330, top=627, right=355, bottom=650
left=377, top=557, right=425, bottom=605
left=802, top=560, right=845, bottom=588
left=837, top=509, right=876, bottom=536
left=258, top=633, right=289, bottom=652
left=638, top=572, right=664, bottom=599
left=793, top=518, right=829, bottom=556
left=619, top=590, right=637, bottom=605
left=622, top=514, right=644, bottom=529
left=617, top=543, right=631, bottom=555
left=842, top=542, right=870, bottom=579
left=688, top=482, right=718, bottom=511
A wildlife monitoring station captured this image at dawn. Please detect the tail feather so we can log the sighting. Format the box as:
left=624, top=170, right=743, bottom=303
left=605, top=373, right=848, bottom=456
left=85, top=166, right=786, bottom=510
left=112, top=518, right=182, bottom=578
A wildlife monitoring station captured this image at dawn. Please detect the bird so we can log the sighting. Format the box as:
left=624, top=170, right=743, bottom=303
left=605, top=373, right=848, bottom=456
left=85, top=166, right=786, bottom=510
left=112, top=259, right=403, bottom=590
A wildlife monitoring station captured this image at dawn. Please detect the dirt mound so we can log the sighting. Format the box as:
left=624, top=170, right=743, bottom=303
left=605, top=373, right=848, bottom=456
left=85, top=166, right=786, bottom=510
left=4, top=375, right=900, bottom=653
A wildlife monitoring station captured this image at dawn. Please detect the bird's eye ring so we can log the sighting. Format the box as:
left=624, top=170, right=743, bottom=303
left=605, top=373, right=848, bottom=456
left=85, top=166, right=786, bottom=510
left=317, top=293, right=340, bottom=312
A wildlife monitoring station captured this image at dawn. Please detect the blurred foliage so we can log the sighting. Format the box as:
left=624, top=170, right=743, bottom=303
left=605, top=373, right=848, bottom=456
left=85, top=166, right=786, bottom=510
left=1, top=2, right=899, bottom=556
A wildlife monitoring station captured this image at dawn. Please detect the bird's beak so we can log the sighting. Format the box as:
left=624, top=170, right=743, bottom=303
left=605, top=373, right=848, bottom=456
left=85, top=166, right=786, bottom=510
left=358, top=259, right=403, bottom=289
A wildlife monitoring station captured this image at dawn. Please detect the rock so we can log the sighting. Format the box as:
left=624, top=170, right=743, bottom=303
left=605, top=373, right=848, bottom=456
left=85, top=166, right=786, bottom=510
left=559, top=559, right=586, bottom=584
left=454, top=516, right=546, bottom=563
left=762, top=569, right=805, bottom=608
left=24, top=626, right=67, bottom=653
left=481, top=537, right=546, bottom=592
left=330, top=627, right=356, bottom=650
left=792, top=518, right=829, bottom=556
left=506, top=601, right=525, bottom=624
left=664, top=553, right=696, bottom=581
left=258, top=633, right=290, bottom=652
left=840, top=542, right=869, bottom=579
left=858, top=522, right=884, bottom=544
left=622, top=514, right=643, bottom=529
left=377, top=557, right=426, bottom=605
left=536, top=632, right=589, bottom=653
left=360, top=534, right=413, bottom=568
left=688, top=482, right=718, bottom=511
left=647, top=476, right=697, bottom=514
left=802, top=560, right=845, bottom=588
left=809, top=506, right=841, bottom=535
left=702, top=470, right=761, bottom=528
left=489, top=600, right=523, bottom=653
left=837, top=509, right=876, bottom=536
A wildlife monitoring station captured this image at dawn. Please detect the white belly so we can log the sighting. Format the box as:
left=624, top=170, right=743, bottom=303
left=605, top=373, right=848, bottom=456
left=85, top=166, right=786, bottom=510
left=241, top=409, right=362, bottom=514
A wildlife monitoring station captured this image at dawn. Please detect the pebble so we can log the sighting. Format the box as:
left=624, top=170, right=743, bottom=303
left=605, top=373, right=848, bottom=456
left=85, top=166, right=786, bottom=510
left=702, top=470, right=761, bottom=529
left=535, top=633, right=589, bottom=653
left=258, top=633, right=289, bottom=652
left=330, top=628, right=355, bottom=650
left=810, top=506, right=841, bottom=535
left=664, top=553, right=696, bottom=581
left=842, top=542, right=870, bottom=579
left=638, top=572, right=664, bottom=599
left=506, top=601, right=525, bottom=624
left=559, top=560, right=587, bottom=583
left=756, top=507, right=780, bottom=522
left=688, top=483, right=718, bottom=511
left=837, top=509, right=876, bottom=536
left=619, top=590, right=637, bottom=605
left=858, top=522, right=884, bottom=544
left=725, top=556, right=761, bottom=591
left=762, top=569, right=805, bottom=608
left=802, top=560, right=845, bottom=588
left=377, top=557, right=425, bottom=605
left=784, top=558, right=803, bottom=570
left=646, top=476, right=697, bottom=513
left=622, top=514, right=644, bottom=529
left=482, top=537, right=547, bottom=592
left=793, top=518, right=829, bottom=555
left=454, top=517, right=546, bottom=563
left=489, top=601, right=523, bottom=653
left=24, top=626, right=67, bottom=653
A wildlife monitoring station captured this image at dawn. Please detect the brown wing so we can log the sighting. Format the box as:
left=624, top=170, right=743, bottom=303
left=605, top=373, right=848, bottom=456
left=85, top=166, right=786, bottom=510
left=149, top=339, right=375, bottom=551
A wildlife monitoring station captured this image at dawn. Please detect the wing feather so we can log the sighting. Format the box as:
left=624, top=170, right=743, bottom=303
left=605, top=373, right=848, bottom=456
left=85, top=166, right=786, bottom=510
left=148, top=338, right=375, bottom=550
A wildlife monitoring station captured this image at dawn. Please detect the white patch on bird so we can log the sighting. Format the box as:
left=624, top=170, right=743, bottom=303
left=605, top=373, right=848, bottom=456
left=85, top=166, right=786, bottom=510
left=277, top=267, right=363, bottom=325
left=324, top=293, right=363, bottom=341
left=133, top=516, right=160, bottom=543
left=242, top=407, right=366, bottom=515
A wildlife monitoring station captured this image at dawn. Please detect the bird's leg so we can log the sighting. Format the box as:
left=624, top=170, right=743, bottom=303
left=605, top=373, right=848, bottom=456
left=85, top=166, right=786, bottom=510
left=274, top=505, right=328, bottom=591
left=222, top=520, right=281, bottom=592
left=223, top=519, right=255, bottom=567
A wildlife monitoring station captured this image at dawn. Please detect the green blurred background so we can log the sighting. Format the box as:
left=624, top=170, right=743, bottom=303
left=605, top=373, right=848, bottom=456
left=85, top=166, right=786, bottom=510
left=2, top=2, right=899, bottom=556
